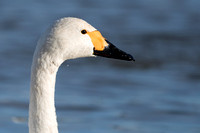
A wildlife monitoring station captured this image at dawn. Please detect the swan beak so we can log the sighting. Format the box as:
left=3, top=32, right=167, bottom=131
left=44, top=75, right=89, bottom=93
left=94, top=40, right=135, bottom=61
left=87, top=30, right=135, bottom=61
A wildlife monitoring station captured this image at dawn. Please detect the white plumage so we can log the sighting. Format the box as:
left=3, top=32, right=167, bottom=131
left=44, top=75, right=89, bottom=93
left=29, top=17, right=134, bottom=133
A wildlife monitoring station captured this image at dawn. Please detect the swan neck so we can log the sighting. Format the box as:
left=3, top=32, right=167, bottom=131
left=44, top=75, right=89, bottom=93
left=29, top=54, right=61, bottom=133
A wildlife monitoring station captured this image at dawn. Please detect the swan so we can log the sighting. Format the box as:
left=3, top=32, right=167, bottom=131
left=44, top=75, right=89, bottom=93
left=29, top=17, right=134, bottom=133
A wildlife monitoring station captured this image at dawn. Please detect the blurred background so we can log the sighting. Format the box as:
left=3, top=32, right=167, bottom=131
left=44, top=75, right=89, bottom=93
left=0, top=0, right=200, bottom=133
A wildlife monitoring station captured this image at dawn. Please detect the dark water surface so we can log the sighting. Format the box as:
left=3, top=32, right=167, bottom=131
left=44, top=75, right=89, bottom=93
left=0, top=0, right=200, bottom=133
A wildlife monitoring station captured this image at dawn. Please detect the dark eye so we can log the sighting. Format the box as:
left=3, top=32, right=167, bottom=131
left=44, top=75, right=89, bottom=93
left=81, top=29, right=87, bottom=34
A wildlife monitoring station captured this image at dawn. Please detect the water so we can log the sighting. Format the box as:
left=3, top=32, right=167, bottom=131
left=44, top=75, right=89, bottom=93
left=0, top=0, right=200, bottom=133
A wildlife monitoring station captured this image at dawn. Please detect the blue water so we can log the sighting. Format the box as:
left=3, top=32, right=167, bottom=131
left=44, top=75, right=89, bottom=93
left=0, top=0, right=200, bottom=133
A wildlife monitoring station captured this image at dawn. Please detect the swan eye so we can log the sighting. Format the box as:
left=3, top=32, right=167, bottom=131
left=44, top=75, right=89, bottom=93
left=81, top=29, right=87, bottom=34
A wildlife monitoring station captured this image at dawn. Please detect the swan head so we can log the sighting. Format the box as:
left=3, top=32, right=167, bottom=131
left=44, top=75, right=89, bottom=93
left=37, top=17, right=134, bottom=64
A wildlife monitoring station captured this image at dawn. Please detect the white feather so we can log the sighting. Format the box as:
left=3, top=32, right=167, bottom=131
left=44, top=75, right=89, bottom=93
left=29, top=17, right=97, bottom=133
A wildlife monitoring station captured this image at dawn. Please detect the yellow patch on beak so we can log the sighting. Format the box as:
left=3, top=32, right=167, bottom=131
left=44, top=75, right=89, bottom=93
left=87, top=30, right=108, bottom=51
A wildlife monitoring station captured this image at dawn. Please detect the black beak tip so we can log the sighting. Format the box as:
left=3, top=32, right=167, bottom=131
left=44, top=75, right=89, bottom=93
left=94, top=39, right=135, bottom=62
left=127, top=54, right=135, bottom=62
